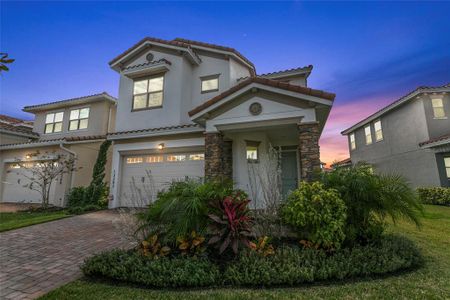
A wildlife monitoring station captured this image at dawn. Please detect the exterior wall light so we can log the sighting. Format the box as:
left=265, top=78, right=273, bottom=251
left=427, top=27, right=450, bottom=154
left=157, top=143, right=165, bottom=150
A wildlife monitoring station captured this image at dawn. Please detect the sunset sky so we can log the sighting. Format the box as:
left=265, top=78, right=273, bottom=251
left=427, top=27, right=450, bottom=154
left=1, top=2, right=449, bottom=165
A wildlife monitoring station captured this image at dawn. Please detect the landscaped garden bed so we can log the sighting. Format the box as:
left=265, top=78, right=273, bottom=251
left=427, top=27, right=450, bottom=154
left=76, top=164, right=425, bottom=289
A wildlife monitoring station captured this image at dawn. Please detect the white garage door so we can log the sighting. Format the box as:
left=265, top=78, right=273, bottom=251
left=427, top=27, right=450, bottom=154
left=1, top=163, right=56, bottom=204
left=119, top=152, right=205, bottom=207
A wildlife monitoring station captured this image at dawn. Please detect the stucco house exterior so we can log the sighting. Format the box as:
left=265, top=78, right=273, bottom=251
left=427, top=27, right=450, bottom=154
left=342, top=84, right=450, bottom=188
left=107, top=37, right=335, bottom=208
left=0, top=93, right=117, bottom=206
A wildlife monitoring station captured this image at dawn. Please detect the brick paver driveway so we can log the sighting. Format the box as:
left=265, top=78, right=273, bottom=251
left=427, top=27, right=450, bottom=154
left=0, top=210, right=133, bottom=299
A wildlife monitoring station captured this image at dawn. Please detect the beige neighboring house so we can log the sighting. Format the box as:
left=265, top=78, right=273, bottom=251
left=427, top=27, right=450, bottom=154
left=0, top=114, right=38, bottom=145
left=0, top=93, right=117, bottom=206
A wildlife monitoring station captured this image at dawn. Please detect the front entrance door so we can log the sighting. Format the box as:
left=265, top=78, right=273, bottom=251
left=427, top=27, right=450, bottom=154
left=281, top=150, right=298, bottom=198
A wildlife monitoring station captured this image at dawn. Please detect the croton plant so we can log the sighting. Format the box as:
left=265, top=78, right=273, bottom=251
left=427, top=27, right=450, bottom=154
left=208, top=191, right=253, bottom=254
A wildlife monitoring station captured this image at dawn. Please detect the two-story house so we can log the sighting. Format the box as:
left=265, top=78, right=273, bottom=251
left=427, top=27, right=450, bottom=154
left=107, top=37, right=335, bottom=208
left=0, top=93, right=117, bottom=206
left=342, top=84, right=450, bottom=187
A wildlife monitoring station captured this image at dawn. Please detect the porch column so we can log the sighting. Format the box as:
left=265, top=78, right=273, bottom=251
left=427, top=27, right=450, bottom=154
left=298, top=122, right=321, bottom=182
left=204, top=132, right=232, bottom=179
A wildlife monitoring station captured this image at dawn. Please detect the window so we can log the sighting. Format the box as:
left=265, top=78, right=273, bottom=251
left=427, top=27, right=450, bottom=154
left=126, top=157, right=143, bottom=164
left=146, top=156, right=163, bottom=163
left=350, top=133, right=356, bottom=150
left=445, top=157, right=450, bottom=179
left=432, top=98, right=446, bottom=118
left=69, top=108, right=90, bottom=131
left=189, top=153, right=205, bottom=160
left=246, top=140, right=260, bottom=162
left=374, top=120, right=383, bottom=141
left=365, top=125, right=372, bottom=145
left=167, top=155, right=187, bottom=162
left=201, top=75, right=219, bottom=93
left=133, top=75, right=164, bottom=110
left=44, top=112, right=64, bottom=133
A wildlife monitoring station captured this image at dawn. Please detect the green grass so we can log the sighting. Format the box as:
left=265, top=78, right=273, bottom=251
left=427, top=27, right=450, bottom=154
left=40, top=205, right=450, bottom=299
left=0, top=211, right=70, bottom=232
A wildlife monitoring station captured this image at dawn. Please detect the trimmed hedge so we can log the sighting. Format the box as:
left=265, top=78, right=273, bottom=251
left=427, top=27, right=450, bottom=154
left=417, top=187, right=450, bottom=206
left=82, top=235, right=422, bottom=288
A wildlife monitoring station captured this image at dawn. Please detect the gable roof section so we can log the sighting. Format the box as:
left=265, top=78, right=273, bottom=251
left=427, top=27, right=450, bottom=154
left=259, top=65, right=313, bottom=79
left=23, top=92, right=117, bottom=113
left=341, top=83, right=450, bottom=135
left=109, top=37, right=256, bottom=75
left=188, top=77, right=335, bottom=117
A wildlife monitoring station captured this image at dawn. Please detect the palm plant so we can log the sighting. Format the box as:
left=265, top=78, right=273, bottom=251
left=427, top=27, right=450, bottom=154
left=140, top=179, right=233, bottom=244
left=321, top=164, right=423, bottom=243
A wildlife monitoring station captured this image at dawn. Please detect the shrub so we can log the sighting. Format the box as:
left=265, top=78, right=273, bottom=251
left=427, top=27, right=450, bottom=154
left=67, top=186, right=89, bottom=207
left=321, top=164, right=423, bottom=244
left=82, top=249, right=220, bottom=288
left=223, top=235, right=423, bottom=286
left=67, top=204, right=101, bottom=215
left=141, top=179, right=233, bottom=244
left=82, top=235, right=422, bottom=288
left=208, top=191, right=253, bottom=255
left=417, top=187, right=450, bottom=206
left=281, top=182, right=347, bottom=249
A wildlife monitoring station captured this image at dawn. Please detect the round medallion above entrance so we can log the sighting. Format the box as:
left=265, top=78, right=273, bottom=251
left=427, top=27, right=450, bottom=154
left=249, top=102, right=262, bottom=116
left=146, top=53, right=154, bottom=62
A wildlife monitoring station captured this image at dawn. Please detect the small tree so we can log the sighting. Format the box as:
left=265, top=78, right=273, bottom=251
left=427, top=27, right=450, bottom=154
left=11, top=151, right=77, bottom=208
left=85, top=140, right=111, bottom=207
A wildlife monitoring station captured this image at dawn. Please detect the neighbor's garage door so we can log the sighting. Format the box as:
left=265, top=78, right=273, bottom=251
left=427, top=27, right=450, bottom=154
left=119, top=152, right=204, bottom=207
left=1, top=163, right=55, bottom=204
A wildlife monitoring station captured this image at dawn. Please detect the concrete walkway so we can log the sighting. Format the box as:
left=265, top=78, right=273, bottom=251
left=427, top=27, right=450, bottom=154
left=0, top=210, right=133, bottom=299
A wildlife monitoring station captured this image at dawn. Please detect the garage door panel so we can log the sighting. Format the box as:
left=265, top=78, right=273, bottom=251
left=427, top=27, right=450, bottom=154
left=119, top=153, right=204, bottom=207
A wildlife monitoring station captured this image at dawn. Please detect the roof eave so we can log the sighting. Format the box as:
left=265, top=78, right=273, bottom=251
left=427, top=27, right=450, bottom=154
left=22, top=94, right=117, bottom=113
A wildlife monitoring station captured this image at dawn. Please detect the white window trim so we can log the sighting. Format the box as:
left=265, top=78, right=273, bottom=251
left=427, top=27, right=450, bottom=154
left=374, top=120, right=383, bottom=142
left=44, top=111, right=64, bottom=134
left=365, top=125, right=373, bottom=145
left=201, top=74, right=220, bottom=94
left=350, top=133, right=356, bottom=150
left=431, top=96, right=447, bottom=119
left=69, top=107, right=90, bottom=131
left=132, top=74, right=165, bottom=111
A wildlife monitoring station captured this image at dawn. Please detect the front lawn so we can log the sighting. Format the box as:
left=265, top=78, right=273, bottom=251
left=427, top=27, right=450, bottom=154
left=0, top=211, right=70, bottom=232
left=40, top=205, right=450, bottom=299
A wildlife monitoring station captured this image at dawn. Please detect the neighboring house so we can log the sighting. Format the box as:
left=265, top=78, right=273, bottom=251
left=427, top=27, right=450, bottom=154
left=0, top=114, right=38, bottom=145
left=107, top=37, right=335, bottom=208
left=342, top=84, right=450, bottom=187
left=330, top=158, right=352, bottom=169
left=0, top=93, right=117, bottom=206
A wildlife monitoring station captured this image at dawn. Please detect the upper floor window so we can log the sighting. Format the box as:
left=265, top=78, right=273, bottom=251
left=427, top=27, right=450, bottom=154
left=201, top=75, right=219, bottom=93
left=350, top=133, right=356, bottom=150
left=44, top=112, right=64, bottom=133
left=432, top=97, right=446, bottom=119
left=365, top=125, right=372, bottom=145
left=374, top=120, right=383, bottom=141
left=69, top=108, right=90, bottom=131
left=133, top=75, right=164, bottom=110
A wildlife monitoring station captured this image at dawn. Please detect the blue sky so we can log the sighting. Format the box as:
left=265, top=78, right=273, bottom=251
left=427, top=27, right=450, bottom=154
left=1, top=1, right=449, bottom=163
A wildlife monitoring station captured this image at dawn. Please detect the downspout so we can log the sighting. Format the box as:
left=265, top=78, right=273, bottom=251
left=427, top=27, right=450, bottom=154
left=59, top=143, right=77, bottom=206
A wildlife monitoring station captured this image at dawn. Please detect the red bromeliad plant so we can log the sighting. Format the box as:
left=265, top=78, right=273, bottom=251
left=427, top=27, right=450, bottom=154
left=208, top=191, right=253, bottom=254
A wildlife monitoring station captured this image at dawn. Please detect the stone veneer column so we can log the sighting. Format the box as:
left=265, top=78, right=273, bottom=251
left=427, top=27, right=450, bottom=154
left=204, top=132, right=233, bottom=179
left=298, top=122, right=321, bottom=182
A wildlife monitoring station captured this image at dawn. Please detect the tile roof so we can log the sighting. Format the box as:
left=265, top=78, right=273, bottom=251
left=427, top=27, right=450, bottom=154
left=330, top=158, right=352, bottom=168
left=188, top=77, right=336, bottom=117
left=0, top=135, right=106, bottom=148
left=0, top=114, right=27, bottom=124
left=122, top=58, right=172, bottom=71
left=23, top=92, right=117, bottom=112
left=108, top=124, right=201, bottom=137
left=259, top=65, right=313, bottom=78
left=342, top=83, right=450, bottom=135
left=109, top=37, right=256, bottom=75
left=419, top=133, right=450, bottom=147
left=0, top=121, right=38, bottom=137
